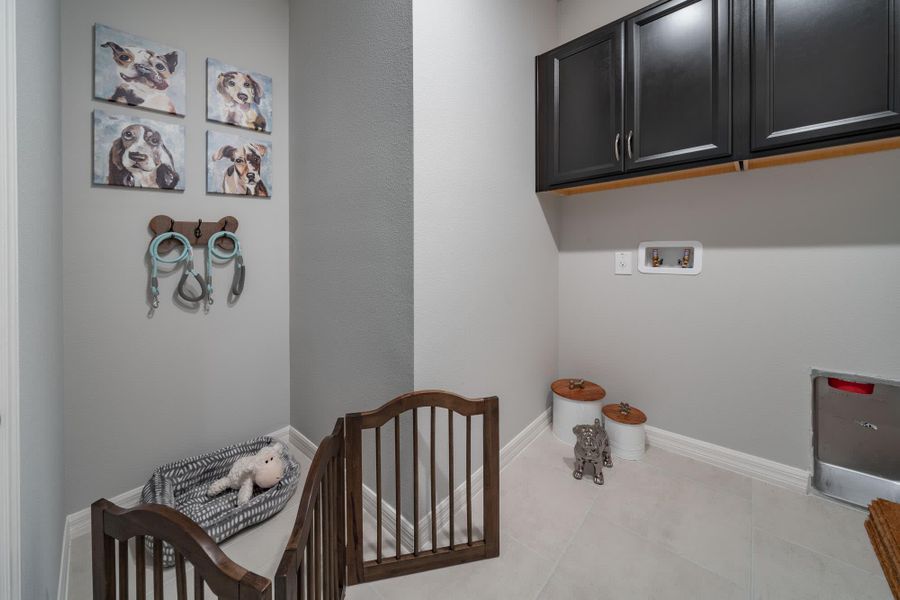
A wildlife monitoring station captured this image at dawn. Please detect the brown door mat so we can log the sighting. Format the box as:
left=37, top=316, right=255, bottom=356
left=867, top=498, right=900, bottom=599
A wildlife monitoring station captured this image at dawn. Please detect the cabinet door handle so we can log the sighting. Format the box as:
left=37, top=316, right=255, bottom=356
left=614, top=133, right=621, bottom=162
left=626, top=130, right=634, bottom=159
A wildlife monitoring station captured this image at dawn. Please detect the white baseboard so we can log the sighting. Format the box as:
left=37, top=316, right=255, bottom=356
left=645, top=425, right=809, bottom=492
left=287, top=425, right=317, bottom=458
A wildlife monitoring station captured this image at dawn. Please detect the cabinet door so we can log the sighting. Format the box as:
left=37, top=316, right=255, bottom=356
left=752, top=0, right=900, bottom=150
left=542, top=24, right=624, bottom=186
left=625, top=0, right=731, bottom=170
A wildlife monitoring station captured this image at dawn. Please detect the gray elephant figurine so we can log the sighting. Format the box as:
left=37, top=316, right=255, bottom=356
left=573, top=418, right=613, bottom=485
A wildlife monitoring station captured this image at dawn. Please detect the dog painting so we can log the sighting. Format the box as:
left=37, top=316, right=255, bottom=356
left=93, top=110, right=185, bottom=190
left=94, top=24, right=185, bottom=116
left=207, top=131, right=272, bottom=197
left=207, top=59, right=272, bottom=133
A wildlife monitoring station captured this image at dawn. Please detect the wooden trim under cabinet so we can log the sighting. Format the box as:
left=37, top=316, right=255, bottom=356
left=547, top=135, right=900, bottom=196
left=550, top=162, right=741, bottom=196
left=743, top=136, right=900, bottom=170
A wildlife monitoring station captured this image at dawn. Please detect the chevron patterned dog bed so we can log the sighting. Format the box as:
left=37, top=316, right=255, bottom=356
left=140, top=436, right=301, bottom=566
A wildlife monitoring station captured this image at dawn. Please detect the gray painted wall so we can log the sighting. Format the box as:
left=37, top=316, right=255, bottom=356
left=557, top=0, right=900, bottom=470
left=61, top=0, right=291, bottom=513
left=289, top=0, right=414, bottom=445
left=17, top=0, right=64, bottom=596
left=413, top=0, right=560, bottom=466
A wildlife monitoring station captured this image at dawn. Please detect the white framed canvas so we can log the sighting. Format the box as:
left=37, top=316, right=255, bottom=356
left=93, top=110, right=185, bottom=190
left=94, top=24, right=185, bottom=116
left=206, top=58, right=272, bottom=133
left=207, top=130, right=272, bottom=197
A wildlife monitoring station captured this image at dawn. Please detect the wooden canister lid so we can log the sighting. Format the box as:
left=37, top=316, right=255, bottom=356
left=551, top=379, right=606, bottom=402
left=602, top=403, right=647, bottom=425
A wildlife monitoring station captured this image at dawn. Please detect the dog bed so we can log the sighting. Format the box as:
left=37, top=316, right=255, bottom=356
left=140, top=436, right=301, bottom=566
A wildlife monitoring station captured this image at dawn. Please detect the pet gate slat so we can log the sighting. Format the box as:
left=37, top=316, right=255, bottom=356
left=337, top=437, right=347, bottom=596
left=153, top=538, right=163, bottom=600
left=325, top=468, right=335, bottom=598
left=449, top=409, right=455, bottom=550
left=334, top=457, right=341, bottom=599
left=119, top=539, right=129, bottom=600
left=314, top=499, right=322, bottom=600
left=375, top=426, right=382, bottom=564
left=193, top=572, right=203, bottom=600
left=394, top=415, right=401, bottom=560
left=325, top=475, right=331, bottom=600
left=325, top=463, right=332, bottom=600
left=91, top=499, right=116, bottom=600
left=431, top=406, right=437, bottom=552
left=322, top=478, right=329, bottom=600
left=298, top=555, right=304, bottom=600
left=135, top=535, right=146, bottom=600
left=466, top=415, right=472, bottom=546
left=174, top=551, right=187, bottom=599
left=333, top=458, right=340, bottom=599
left=306, top=537, right=314, bottom=600
left=483, top=396, right=501, bottom=558
left=413, top=408, right=420, bottom=556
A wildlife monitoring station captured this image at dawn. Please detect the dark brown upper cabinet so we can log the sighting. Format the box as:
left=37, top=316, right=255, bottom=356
left=751, top=0, right=900, bottom=151
left=538, top=23, right=624, bottom=187
left=625, top=0, right=732, bottom=170
left=537, top=0, right=900, bottom=193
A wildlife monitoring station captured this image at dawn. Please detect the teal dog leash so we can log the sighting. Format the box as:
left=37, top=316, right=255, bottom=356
left=148, top=232, right=207, bottom=308
left=205, top=231, right=245, bottom=306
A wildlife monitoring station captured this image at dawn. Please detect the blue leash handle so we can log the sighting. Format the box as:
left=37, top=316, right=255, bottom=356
left=206, top=231, right=245, bottom=305
left=148, top=232, right=206, bottom=307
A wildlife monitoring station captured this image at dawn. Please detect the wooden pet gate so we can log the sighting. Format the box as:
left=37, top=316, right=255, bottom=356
left=92, top=390, right=500, bottom=599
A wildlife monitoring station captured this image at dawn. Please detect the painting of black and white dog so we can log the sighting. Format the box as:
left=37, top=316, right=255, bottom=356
left=207, top=58, right=272, bottom=133
left=93, top=110, right=184, bottom=190
left=94, top=24, right=185, bottom=116
left=207, top=131, right=271, bottom=197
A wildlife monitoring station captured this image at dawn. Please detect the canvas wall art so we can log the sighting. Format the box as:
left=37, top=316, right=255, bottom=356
left=93, top=110, right=185, bottom=190
left=207, top=58, right=273, bottom=132
left=94, top=24, right=186, bottom=116
left=207, top=131, right=272, bottom=197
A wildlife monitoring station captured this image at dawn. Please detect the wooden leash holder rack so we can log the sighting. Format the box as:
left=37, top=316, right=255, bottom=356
left=148, top=214, right=239, bottom=253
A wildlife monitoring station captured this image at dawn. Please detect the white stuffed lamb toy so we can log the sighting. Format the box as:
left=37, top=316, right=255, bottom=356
left=207, top=442, right=287, bottom=506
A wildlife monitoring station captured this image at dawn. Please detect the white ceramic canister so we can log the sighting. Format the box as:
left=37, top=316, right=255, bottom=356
left=551, top=379, right=606, bottom=446
left=602, top=403, right=647, bottom=460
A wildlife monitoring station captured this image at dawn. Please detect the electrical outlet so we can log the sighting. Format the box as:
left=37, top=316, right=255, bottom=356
left=615, top=251, right=632, bottom=275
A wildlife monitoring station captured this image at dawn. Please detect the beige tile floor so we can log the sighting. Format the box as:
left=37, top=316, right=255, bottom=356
left=67, top=431, right=892, bottom=599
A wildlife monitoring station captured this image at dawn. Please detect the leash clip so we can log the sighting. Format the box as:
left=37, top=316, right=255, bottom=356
left=150, top=276, right=160, bottom=308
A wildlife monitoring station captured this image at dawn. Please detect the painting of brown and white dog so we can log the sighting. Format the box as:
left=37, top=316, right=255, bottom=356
left=208, top=131, right=271, bottom=197
left=208, top=59, right=272, bottom=133
left=94, top=24, right=185, bottom=116
left=94, top=110, right=185, bottom=190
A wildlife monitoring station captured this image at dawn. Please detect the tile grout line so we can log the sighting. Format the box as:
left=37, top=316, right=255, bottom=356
left=593, top=507, right=751, bottom=592
left=750, top=524, right=885, bottom=580
left=497, top=427, right=598, bottom=599
left=530, top=488, right=600, bottom=600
